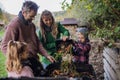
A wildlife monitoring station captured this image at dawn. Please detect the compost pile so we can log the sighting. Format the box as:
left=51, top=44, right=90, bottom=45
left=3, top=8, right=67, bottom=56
left=89, top=39, right=104, bottom=80
left=48, top=40, right=96, bottom=79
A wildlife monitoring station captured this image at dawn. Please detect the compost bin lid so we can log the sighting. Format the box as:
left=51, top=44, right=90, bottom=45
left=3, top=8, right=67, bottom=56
left=60, top=18, right=78, bottom=25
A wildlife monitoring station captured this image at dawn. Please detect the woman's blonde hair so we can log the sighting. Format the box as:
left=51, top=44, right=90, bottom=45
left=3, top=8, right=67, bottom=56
left=40, top=10, right=58, bottom=42
left=6, top=40, right=28, bottom=74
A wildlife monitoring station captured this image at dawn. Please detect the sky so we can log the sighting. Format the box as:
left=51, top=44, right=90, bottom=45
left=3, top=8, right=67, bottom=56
left=0, top=0, right=71, bottom=15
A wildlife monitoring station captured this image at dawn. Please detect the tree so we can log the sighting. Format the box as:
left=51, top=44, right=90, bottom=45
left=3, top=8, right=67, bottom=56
left=0, top=8, right=3, bottom=19
left=62, top=0, right=120, bottom=46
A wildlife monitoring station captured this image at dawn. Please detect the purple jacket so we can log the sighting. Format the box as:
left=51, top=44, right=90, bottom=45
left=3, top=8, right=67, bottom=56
left=73, top=41, right=91, bottom=64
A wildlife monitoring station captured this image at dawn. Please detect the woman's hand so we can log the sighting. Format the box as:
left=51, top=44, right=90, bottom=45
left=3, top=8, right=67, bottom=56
left=46, top=55, right=56, bottom=63
left=62, top=36, right=68, bottom=41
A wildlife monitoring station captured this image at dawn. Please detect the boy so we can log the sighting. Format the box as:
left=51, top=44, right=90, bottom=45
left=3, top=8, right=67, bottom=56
left=72, top=28, right=91, bottom=64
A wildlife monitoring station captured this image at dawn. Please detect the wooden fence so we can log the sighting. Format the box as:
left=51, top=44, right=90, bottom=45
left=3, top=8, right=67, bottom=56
left=103, top=47, right=120, bottom=80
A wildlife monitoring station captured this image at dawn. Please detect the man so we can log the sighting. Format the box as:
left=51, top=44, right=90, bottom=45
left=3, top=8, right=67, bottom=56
left=1, top=1, right=55, bottom=64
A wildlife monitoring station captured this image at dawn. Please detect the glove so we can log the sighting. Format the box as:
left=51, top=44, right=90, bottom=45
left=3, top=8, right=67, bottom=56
left=72, top=46, right=82, bottom=56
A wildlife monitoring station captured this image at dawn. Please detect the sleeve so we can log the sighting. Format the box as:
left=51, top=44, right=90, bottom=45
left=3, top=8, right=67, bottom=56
left=72, top=42, right=82, bottom=56
left=77, top=43, right=91, bottom=55
left=36, top=29, right=42, bottom=42
left=21, top=66, right=34, bottom=77
left=73, top=42, right=91, bottom=56
left=35, top=28, right=48, bottom=57
left=45, top=42, right=56, bottom=50
left=35, top=28, right=49, bottom=57
left=1, top=23, right=19, bottom=54
left=57, top=22, right=70, bottom=36
left=38, top=39, right=49, bottom=57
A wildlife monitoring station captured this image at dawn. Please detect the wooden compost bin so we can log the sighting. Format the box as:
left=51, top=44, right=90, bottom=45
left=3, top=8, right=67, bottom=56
left=0, top=40, right=96, bottom=80
left=103, top=47, right=120, bottom=80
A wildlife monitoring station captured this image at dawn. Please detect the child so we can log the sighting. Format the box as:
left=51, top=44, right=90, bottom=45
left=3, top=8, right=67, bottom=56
left=6, top=40, right=34, bottom=78
left=72, top=28, right=91, bottom=64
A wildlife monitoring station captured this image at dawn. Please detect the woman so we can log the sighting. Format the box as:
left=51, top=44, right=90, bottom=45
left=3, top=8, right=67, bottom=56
left=36, top=10, right=70, bottom=68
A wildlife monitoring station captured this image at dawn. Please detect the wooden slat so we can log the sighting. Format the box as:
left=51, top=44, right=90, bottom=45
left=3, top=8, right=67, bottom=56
left=104, top=47, right=118, bottom=61
left=104, top=73, right=110, bottom=80
left=103, top=59, right=118, bottom=80
left=103, top=62, right=113, bottom=80
left=104, top=66, right=113, bottom=80
left=104, top=48, right=120, bottom=68
left=104, top=66, right=120, bottom=80
left=103, top=51, right=120, bottom=70
left=103, top=48, right=120, bottom=80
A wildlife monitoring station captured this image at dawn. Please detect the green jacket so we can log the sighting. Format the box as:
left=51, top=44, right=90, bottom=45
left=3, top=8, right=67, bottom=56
left=36, top=22, right=69, bottom=65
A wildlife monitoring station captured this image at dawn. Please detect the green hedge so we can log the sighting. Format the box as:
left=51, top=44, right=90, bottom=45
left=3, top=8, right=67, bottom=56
left=0, top=51, right=7, bottom=78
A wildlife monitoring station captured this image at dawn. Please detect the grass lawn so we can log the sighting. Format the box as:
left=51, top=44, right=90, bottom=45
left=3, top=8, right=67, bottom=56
left=0, top=51, right=7, bottom=78
left=0, top=29, right=4, bottom=38
left=0, top=28, right=7, bottom=78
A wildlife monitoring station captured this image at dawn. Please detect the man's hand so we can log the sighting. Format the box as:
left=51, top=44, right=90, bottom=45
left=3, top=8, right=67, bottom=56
left=46, top=56, right=56, bottom=63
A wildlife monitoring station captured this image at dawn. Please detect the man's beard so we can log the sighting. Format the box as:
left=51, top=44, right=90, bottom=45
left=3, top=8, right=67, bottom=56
left=28, top=19, right=32, bottom=23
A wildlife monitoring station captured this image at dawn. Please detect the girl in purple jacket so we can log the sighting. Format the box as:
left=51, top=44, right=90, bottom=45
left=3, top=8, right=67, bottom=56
left=72, top=28, right=91, bottom=64
left=6, top=40, right=34, bottom=78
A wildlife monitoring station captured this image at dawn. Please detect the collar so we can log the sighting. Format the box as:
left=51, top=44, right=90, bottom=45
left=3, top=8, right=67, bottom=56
left=18, top=11, right=29, bottom=25
left=44, top=25, right=52, bottom=32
